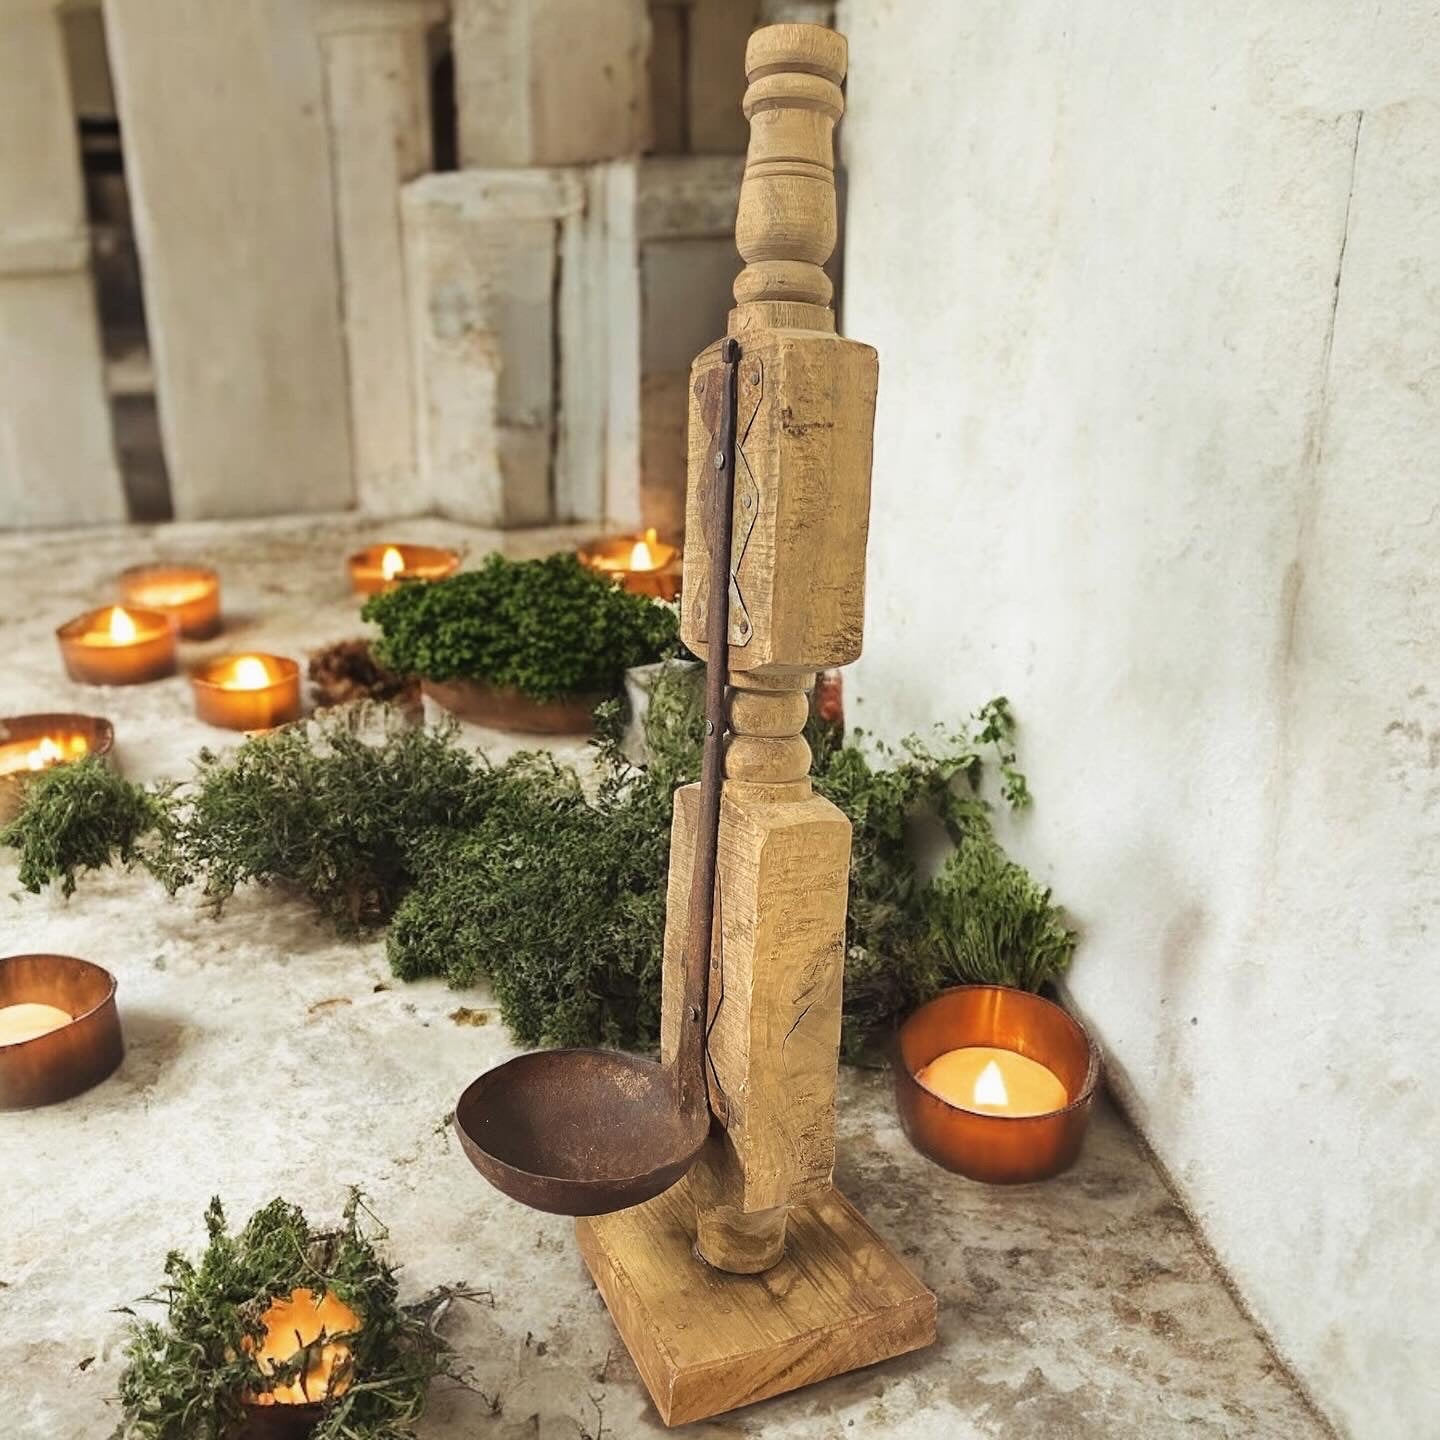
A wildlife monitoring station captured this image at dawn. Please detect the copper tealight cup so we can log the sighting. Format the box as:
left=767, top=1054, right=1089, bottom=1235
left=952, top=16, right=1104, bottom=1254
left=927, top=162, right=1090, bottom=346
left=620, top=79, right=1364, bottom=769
left=0, top=953, right=124, bottom=1109
left=893, top=985, right=1100, bottom=1184
left=0, top=712, right=115, bottom=825
left=119, top=562, right=222, bottom=639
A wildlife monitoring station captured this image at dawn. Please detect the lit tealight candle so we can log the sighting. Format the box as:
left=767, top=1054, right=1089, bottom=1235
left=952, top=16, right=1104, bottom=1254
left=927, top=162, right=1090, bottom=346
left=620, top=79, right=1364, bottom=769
left=190, top=653, right=302, bottom=731
left=578, top=527, right=682, bottom=600
left=0, top=732, right=89, bottom=778
left=0, top=1002, right=72, bottom=1047
left=348, top=542, right=460, bottom=596
left=57, top=605, right=177, bottom=685
left=245, top=1288, right=361, bottom=1406
left=119, top=563, right=222, bottom=639
left=916, top=1046, right=1070, bottom=1118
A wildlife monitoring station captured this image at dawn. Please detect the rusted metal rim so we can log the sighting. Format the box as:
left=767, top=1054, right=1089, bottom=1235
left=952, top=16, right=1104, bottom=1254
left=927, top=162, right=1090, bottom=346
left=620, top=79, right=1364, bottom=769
left=453, top=1049, right=706, bottom=1216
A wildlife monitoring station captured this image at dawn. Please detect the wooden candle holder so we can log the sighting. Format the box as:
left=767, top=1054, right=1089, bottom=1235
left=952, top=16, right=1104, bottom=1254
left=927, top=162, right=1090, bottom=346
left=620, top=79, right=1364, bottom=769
left=576, top=24, right=936, bottom=1425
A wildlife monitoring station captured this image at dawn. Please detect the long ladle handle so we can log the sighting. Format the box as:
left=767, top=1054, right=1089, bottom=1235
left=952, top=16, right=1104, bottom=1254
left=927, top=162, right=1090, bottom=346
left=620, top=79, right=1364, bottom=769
left=676, top=337, right=740, bottom=1121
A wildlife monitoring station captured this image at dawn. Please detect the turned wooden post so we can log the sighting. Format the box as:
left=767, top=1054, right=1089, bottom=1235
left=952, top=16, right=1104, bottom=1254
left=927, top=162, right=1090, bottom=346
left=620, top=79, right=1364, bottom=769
left=660, top=23, right=877, bottom=1274
left=575, top=28, right=932, bottom=1420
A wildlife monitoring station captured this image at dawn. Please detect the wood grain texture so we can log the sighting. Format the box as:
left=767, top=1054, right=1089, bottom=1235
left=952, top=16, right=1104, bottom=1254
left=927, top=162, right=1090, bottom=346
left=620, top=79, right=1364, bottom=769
left=660, top=779, right=850, bottom=1218
left=681, top=330, right=879, bottom=673
left=576, top=1180, right=937, bottom=1426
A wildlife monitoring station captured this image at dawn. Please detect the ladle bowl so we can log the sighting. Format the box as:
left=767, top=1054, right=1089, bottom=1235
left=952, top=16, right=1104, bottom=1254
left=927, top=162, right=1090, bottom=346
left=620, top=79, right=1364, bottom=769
left=454, top=1049, right=709, bottom=1215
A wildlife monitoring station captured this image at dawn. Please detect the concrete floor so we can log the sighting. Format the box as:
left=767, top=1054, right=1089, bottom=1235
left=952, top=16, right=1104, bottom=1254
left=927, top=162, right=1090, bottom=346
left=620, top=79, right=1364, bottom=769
left=0, top=516, right=1332, bottom=1439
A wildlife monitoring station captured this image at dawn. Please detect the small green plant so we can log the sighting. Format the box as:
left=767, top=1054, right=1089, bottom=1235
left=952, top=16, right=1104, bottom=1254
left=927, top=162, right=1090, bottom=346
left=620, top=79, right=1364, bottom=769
left=363, top=553, right=679, bottom=701
left=0, top=756, right=169, bottom=898
left=925, top=834, right=1076, bottom=992
left=112, top=1192, right=481, bottom=1440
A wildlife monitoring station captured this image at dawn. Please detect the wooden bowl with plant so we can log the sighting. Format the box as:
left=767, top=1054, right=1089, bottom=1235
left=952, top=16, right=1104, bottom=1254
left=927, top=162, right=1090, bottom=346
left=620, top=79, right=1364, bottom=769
left=362, top=552, right=679, bottom=734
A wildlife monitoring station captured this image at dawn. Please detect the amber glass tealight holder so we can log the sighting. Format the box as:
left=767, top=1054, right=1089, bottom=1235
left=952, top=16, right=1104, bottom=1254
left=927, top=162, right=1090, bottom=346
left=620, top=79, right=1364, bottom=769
left=893, top=984, right=1100, bottom=1184
left=57, top=605, right=177, bottom=685
left=119, top=562, right=222, bottom=639
left=191, top=654, right=301, bottom=731
left=578, top=528, right=682, bottom=601
left=348, top=543, right=460, bottom=597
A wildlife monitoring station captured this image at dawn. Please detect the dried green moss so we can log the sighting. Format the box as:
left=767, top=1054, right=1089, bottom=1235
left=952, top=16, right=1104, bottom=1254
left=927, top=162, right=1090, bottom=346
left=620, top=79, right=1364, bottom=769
left=112, top=1192, right=481, bottom=1440
left=2, top=678, right=1075, bottom=1059
left=0, top=756, right=170, bottom=897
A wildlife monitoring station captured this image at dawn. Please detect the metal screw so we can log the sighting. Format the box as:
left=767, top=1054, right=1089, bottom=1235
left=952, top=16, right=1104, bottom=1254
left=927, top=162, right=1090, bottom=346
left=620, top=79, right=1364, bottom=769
left=689, top=1005, right=700, bottom=1023
left=742, top=494, right=752, bottom=509
left=705, top=719, right=715, bottom=735
left=713, top=451, right=724, bottom=470
left=751, top=369, right=761, bottom=385
left=739, top=619, right=749, bottom=634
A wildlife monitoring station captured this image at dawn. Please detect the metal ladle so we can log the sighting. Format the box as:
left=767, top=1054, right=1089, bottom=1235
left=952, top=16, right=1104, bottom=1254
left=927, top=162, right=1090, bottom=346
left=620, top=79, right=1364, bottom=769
left=453, top=338, right=741, bottom=1216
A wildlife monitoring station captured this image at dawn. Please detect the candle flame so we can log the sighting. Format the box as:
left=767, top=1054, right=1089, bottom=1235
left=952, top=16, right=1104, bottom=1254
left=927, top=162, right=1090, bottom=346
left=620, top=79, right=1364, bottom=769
left=629, top=528, right=662, bottom=572
left=228, top=656, right=272, bottom=690
left=28, top=737, right=64, bottom=771
left=245, top=1288, right=360, bottom=1406
left=109, top=607, right=138, bottom=644
left=973, top=1059, right=1010, bottom=1108
left=380, top=546, right=406, bottom=581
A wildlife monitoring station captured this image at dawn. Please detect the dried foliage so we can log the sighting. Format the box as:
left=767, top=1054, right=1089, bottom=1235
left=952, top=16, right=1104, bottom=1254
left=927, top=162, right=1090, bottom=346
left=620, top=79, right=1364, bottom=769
left=0, top=756, right=170, bottom=897
left=362, top=553, right=679, bottom=701
left=112, top=1192, right=481, bottom=1440
left=155, top=711, right=497, bottom=931
left=308, top=637, right=418, bottom=710
left=1, top=678, right=1074, bottom=1058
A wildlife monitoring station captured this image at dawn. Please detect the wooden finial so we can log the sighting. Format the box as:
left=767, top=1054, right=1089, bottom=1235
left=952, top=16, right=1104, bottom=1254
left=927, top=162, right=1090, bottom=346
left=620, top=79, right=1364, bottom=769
left=730, top=24, right=847, bottom=333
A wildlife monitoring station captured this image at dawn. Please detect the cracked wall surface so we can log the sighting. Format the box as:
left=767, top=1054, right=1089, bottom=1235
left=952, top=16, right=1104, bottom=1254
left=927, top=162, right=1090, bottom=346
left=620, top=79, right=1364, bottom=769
left=836, top=3, right=1439, bottom=1436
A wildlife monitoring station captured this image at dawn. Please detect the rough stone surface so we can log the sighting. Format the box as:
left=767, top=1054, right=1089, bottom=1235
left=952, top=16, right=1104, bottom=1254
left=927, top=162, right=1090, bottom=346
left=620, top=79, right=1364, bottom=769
left=837, top=4, right=1438, bottom=1436
left=2, top=516, right=1329, bottom=1438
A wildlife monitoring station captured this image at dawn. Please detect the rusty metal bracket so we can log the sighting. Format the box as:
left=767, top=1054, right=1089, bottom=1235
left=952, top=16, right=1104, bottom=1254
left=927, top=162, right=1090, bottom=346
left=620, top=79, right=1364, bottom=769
left=693, top=354, right=762, bottom=646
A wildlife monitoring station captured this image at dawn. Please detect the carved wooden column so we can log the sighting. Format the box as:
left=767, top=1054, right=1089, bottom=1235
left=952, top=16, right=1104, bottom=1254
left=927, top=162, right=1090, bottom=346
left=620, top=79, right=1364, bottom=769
left=576, top=25, right=936, bottom=1426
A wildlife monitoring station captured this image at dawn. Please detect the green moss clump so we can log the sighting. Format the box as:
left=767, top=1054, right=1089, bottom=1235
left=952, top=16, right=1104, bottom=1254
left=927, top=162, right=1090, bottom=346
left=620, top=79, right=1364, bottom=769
left=2, top=673, right=1076, bottom=1058
left=112, top=1192, right=479, bottom=1440
left=362, top=553, right=679, bottom=701
left=0, top=756, right=170, bottom=897
left=924, top=832, right=1076, bottom=992
left=159, top=711, right=499, bottom=931
left=387, top=678, right=694, bottom=1050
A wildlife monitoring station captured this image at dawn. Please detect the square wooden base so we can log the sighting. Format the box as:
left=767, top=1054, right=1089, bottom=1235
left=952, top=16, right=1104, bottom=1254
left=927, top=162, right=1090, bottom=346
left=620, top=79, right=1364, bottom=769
left=575, top=1180, right=937, bottom=1427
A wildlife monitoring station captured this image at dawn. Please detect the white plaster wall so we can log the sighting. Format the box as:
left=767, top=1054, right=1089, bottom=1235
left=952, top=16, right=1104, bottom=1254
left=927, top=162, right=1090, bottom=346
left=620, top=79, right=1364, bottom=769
left=837, top=4, right=1439, bottom=1436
